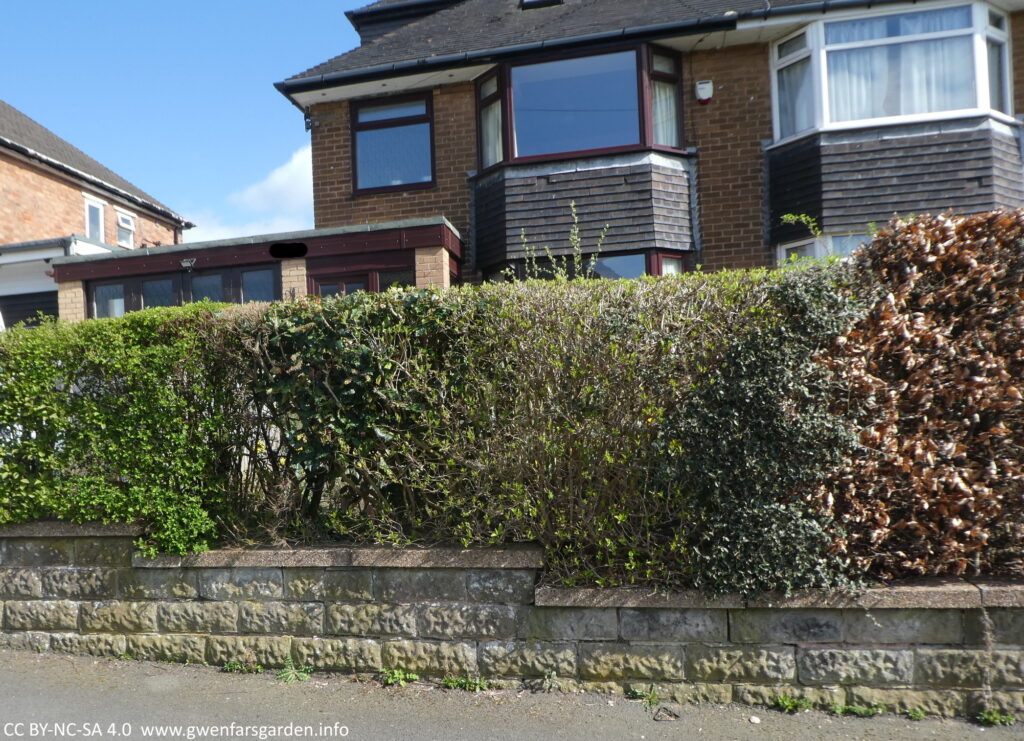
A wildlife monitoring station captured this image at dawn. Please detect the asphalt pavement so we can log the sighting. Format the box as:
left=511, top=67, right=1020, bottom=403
left=0, top=648, right=1018, bottom=740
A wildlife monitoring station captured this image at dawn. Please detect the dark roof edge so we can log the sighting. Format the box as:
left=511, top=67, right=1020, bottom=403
left=345, top=0, right=461, bottom=29
left=0, top=236, right=74, bottom=256
left=0, top=135, right=194, bottom=230
left=277, top=0, right=909, bottom=100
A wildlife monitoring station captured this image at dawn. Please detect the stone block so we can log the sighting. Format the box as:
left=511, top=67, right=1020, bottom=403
left=282, top=568, right=372, bottom=602
left=0, top=631, right=50, bottom=652
left=843, top=609, right=962, bottom=644
left=417, top=605, right=517, bottom=640
left=238, top=601, right=323, bottom=635
left=686, top=645, right=796, bottom=682
left=125, top=634, right=206, bottom=663
left=536, top=587, right=742, bottom=609
left=292, top=637, right=381, bottom=673
left=374, top=569, right=466, bottom=603
left=5, top=600, right=79, bottom=631
left=206, top=636, right=292, bottom=668
left=964, top=608, right=1024, bottom=646
left=197, top=569, right=283, bottom=600
left=619, top=609, right=726, bottom=642
left=0, top=569, right=43, bottom=599
left=966, top=690, right=1024, bottom=716
left=579, top=643, right=686, bottom=681
left=157, top=602, right=239, bottom=634
left=381, top=640, right=477, bottom=676
left=479, top=641, right=577, bottom=678
left=733, top=684, right=843, bottom=709
left=798, top=648, right=913, bottom=685
left=466, top=570, right=535, bottom=605
left=2, top=538, right=74, bottom=567
left=730, top=609, right=842, bottom=643
left=847, top=687, right=966, bottom=718
left=80, top=601, right=157, bottom=633
left=327, top=604, right=417, bottom=637
left=916, top=649, right=1024, bottom=689
left=118, top=569, right=199, bottom=600
left=520, top=607, right=618, bottom=641
left=74, top=538, right=135, bottom=566
left=654, top=682, right=734, bottom=705
left=50, top=633, right=126, bottom=658
left=40, top=568, right=118, bottom=599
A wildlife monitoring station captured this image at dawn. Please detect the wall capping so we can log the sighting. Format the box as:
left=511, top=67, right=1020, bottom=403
left=0, top=521, right=144, bottom=538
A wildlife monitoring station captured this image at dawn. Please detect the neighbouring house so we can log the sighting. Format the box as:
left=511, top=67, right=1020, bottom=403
left=266, top=0, right=1024, bottom=281
left=0, top=99, right=192, bottom=326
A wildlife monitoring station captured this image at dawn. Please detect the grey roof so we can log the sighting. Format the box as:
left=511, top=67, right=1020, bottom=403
left=0, top=100, right=189, bottom=226
left=284, top=0, right=816, bottom=85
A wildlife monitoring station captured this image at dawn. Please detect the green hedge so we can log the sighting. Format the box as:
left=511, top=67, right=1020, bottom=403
left=0, top=264, right=864, bottom=594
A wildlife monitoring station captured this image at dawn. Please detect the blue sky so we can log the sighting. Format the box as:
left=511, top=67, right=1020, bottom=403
left=1, top=1, right=368, bottom=241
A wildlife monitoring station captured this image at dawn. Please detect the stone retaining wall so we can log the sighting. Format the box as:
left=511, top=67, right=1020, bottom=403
left=1, top=523, right=1021, bottom=717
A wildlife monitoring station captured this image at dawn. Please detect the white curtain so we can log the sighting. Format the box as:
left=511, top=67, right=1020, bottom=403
left=778, top=57, right=814, bottom=137
left=652, top=81, right=679, bottom=147
left=481, top=101, right=502, bottom=168
left=826, top=6, right=970, bottom=43
left=829, top=46, right=888, bottom=121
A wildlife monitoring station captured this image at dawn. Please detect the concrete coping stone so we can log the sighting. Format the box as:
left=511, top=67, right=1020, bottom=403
left=133, top=544, right=544, bottom=570
left=0, top=521, right=143, bottom=538
left=538, top=578, right=1023, bottom=609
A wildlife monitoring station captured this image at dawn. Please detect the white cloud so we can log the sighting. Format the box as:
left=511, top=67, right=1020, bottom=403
left=185, top=146, right=313, bottom=242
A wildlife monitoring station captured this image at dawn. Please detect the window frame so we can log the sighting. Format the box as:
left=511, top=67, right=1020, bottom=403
left=476, top=42, right=685, bottom=171
left=83, top=194, right=106, bottom=243
left=770, top=1, right=1012, bottom=144
left=351, top=92, right=436, bottom=195
left=114, top=208, right=136, bottom=249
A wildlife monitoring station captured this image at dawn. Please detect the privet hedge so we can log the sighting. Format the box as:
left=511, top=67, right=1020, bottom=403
left=0, top=210, right=1020, bottom=592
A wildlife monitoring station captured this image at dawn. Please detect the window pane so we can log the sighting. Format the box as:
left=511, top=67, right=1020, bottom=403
left=661, top=257, right=683, bottom=275
left=652, top=53, right=676, bottom=75
left=379, top=270, right=415, bottom=290
left=778, top=57, right=814, bottom=138
left=356, top=123, right=432, bottom=189
left=988, top=40, right=1007, bottom=113
left=241, top=269, right=274, bottom=303
left=94, top=284, right=124, bottom=318
left=592, top=254, right=646, bottom=279
left=344, top=281, right=365, bottom=294
left=828, top=36, right=974, bottom=121
left=191, top=274, right=223, bottom=303
left=512, top=51, right=639, bottom=156
left=832, top=233, right=867, bottom=256
left=142, top=279, right=174, bottom=308
left=480, top=76, right=498, bottom=99
left=777, top=33, right=807, bottom=60
left=652, top=80, right=679, bottom=147
left=481, top=100, right=503, bottom=167
left=825, top=6, right=970, bottom=44
left=357, top=100, right=426, bottom=122
left=117, top=226, right=133, bottom=248
left=989, top=10, right=1006, bottom=30
left=319, top=283, right=340, bottom=297
left=87, top=204, right=102, bottom=241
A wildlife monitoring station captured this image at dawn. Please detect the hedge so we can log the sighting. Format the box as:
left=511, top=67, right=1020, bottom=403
left=0, top=210, right=1020, bottom=592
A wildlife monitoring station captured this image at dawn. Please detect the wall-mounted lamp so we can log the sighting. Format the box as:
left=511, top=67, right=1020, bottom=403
left=179, top=258, right=196, bottom=272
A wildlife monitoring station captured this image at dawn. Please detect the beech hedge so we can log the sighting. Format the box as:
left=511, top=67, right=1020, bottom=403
left=0, top=210, right=1019, bottom=592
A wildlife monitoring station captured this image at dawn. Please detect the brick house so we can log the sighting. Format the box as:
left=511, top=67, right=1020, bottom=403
left=0, top=100, right=191, bottom=325
left=268, top=0, right=1024, bottom=281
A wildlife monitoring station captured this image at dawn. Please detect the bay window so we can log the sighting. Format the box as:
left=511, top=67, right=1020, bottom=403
left=478, top=44, right=684, bottom=167
left=773, top=3, right=1009, bottom=141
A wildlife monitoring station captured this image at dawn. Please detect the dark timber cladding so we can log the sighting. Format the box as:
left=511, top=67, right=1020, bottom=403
left=473, top=154, right=695, bottom=271
left=51, top=222, right=462, bottom=283
left=0, top=291, right=58, bottom=326
left=767, top=117, right=1024, bottom=244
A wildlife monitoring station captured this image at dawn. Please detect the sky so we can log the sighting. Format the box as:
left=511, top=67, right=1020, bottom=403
left=1, top=1, right=369, bottom=242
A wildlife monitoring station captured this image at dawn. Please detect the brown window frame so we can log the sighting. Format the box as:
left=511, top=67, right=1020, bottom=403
left=476, top=43, right=684, bottom=172
left=351, top=93, right=436, bottom=195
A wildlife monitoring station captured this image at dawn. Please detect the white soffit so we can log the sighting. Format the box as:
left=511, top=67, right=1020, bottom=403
left=292, top=64, right=494, bottom=107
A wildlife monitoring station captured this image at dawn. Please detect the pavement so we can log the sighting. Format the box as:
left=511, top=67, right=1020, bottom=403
left=0, top=648, right=1018, bottom=740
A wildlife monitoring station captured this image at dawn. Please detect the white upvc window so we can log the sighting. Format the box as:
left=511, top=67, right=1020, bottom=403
left=115, top=208, right=136, bottom=249
left=83, top=194, right=106, bottom=242
left=772, top=2, right=1010, bottom=142
left=777, top=233, right=868, bottom=264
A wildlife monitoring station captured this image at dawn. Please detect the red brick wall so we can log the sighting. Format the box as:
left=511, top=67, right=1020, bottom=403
left=310, top=83, right=477, bottom=238
left=683, top=43, right=774, bottom=270
left=0, top=150, right=179, bottom=247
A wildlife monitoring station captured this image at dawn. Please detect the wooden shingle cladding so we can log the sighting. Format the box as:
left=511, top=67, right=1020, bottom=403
left=767, top=117, right=1024, bottom=244
left=472, top=152, right=696, bottom=272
